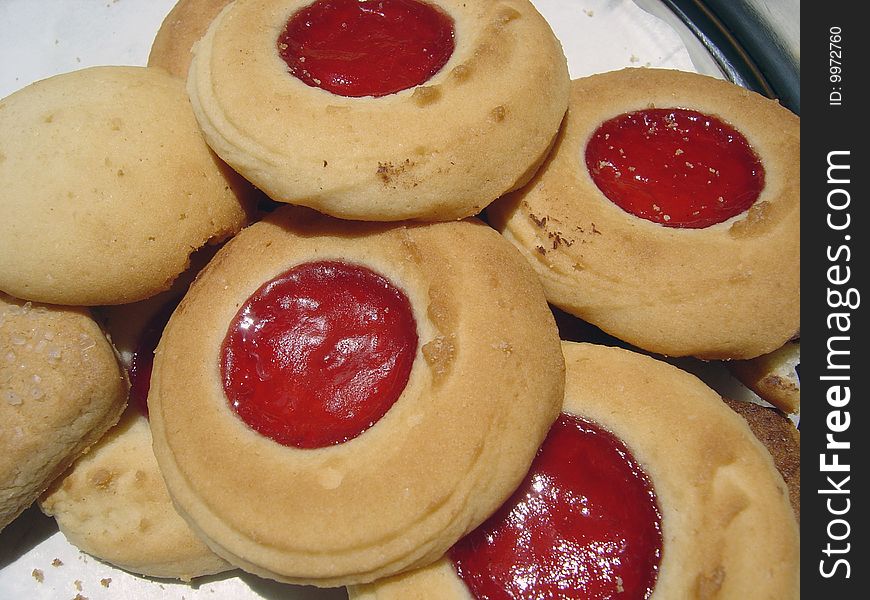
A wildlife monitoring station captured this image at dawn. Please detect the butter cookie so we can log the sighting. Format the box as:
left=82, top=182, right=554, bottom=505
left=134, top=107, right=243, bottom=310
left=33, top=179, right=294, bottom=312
left=0, top=66, right=254, bottom=305
left=149, top=0, right=234, bottom=79
left=40, top=281, right=232, bottom=581
left=187, top=0, right=569, bottom=221
left=488, top=69, right=799, bottom=359
left=349, top=341, right=800, bottom=599
left=1, top=294, right=127, bottom=531
left=148, top=207, right=565, bottom=586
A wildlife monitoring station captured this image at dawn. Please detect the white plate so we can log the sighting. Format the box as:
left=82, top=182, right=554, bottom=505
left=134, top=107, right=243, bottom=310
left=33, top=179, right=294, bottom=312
left=0, top=1, right=723, bottom=598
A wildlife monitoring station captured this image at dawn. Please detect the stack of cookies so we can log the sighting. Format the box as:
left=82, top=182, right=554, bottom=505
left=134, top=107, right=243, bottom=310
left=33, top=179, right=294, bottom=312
left=1, top=0, right=799, bottom=597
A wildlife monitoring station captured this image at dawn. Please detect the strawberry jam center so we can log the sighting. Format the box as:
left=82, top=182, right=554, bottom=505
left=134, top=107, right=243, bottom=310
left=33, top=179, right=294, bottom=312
left=585, top=108, right=764, bottom=228
left=128, top=300, right=178, bottom=418
left=277, top=0, right=455, bottom=97
left=450, top=413, right=663, bottom=599
left=220, top=261, right=418, bottom=448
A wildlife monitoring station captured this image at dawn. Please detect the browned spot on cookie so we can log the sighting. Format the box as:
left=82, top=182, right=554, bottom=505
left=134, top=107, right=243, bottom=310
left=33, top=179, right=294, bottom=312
left=696, top=566, right=726, bottom=599
left=451, top=64, right=471, bottom=82
left=399, top=230, right=423, bottom=264
left=496, top=6, right=521, bottom=24
left=422, top=335, right=456, bottom=381
left=89, top=468, right=114, bottom=490
left=60, top=476, right=74, bottom=492
left=427, top=286, right=457, bottom=331
left=412, top=85, right=441, bottom=107
left=490, top=105, right=506, bottom=122
left=729, top=201, right=773, bottom=238
left=133, top=470, right=148, bottom=487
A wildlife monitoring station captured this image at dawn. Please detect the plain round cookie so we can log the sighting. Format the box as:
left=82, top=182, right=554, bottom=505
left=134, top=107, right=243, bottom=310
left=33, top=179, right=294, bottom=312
left=40, top=410, right=233, bottom=581
left=187, top=0, right=569, bottom=221
left=148, top=206, right=565, bottom=586
left=487, top=69, right=800, bottom=360
left=149, top=0, right=234, bottom=79
left=39, top=285, right=232, bottom=581
left=349, top=341, right=800, bottom=599
left=1, top=293, right=127, bottom=532
left=0, top=65, right=254, bottom=306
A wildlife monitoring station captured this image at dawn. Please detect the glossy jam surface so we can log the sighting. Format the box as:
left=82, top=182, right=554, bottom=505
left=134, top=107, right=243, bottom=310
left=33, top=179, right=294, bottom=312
left=277, top=0, right=455, bottom=97
left=585, top=108, right=765, bottom=228
left=220, top=261, right=418, bottom=448
left=451, top=413, right=663, bottom=599
left=128, top=300, right=177, bottom=418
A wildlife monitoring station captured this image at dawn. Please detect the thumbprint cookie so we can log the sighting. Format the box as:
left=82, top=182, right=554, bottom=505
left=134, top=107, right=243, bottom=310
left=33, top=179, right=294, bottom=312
left=148, top=206, right=565, bottom=586
left=186, top=0, right=570, bottom=221
left=349, top=341, right=800, bottom=599
left=0, top=66, right=255, bottom=306
left=40, top=278, right=232, bottom=581
left=488, top=68, right=800, bottom=360
left=1, top=293, right=127, bottom=532
left=149, top=0, right=234, bottom=79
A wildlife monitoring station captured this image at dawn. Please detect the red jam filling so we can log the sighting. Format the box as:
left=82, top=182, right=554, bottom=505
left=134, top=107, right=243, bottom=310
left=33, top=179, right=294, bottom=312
left=220, top=261, right=418, bottom=448
left=277, top=0, right=455, bottom=97
left=451, top=413, right=663, bottom=599
left=128, top=300, right=178, bottom=418
left=585, top=108, right=765, bottom=228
